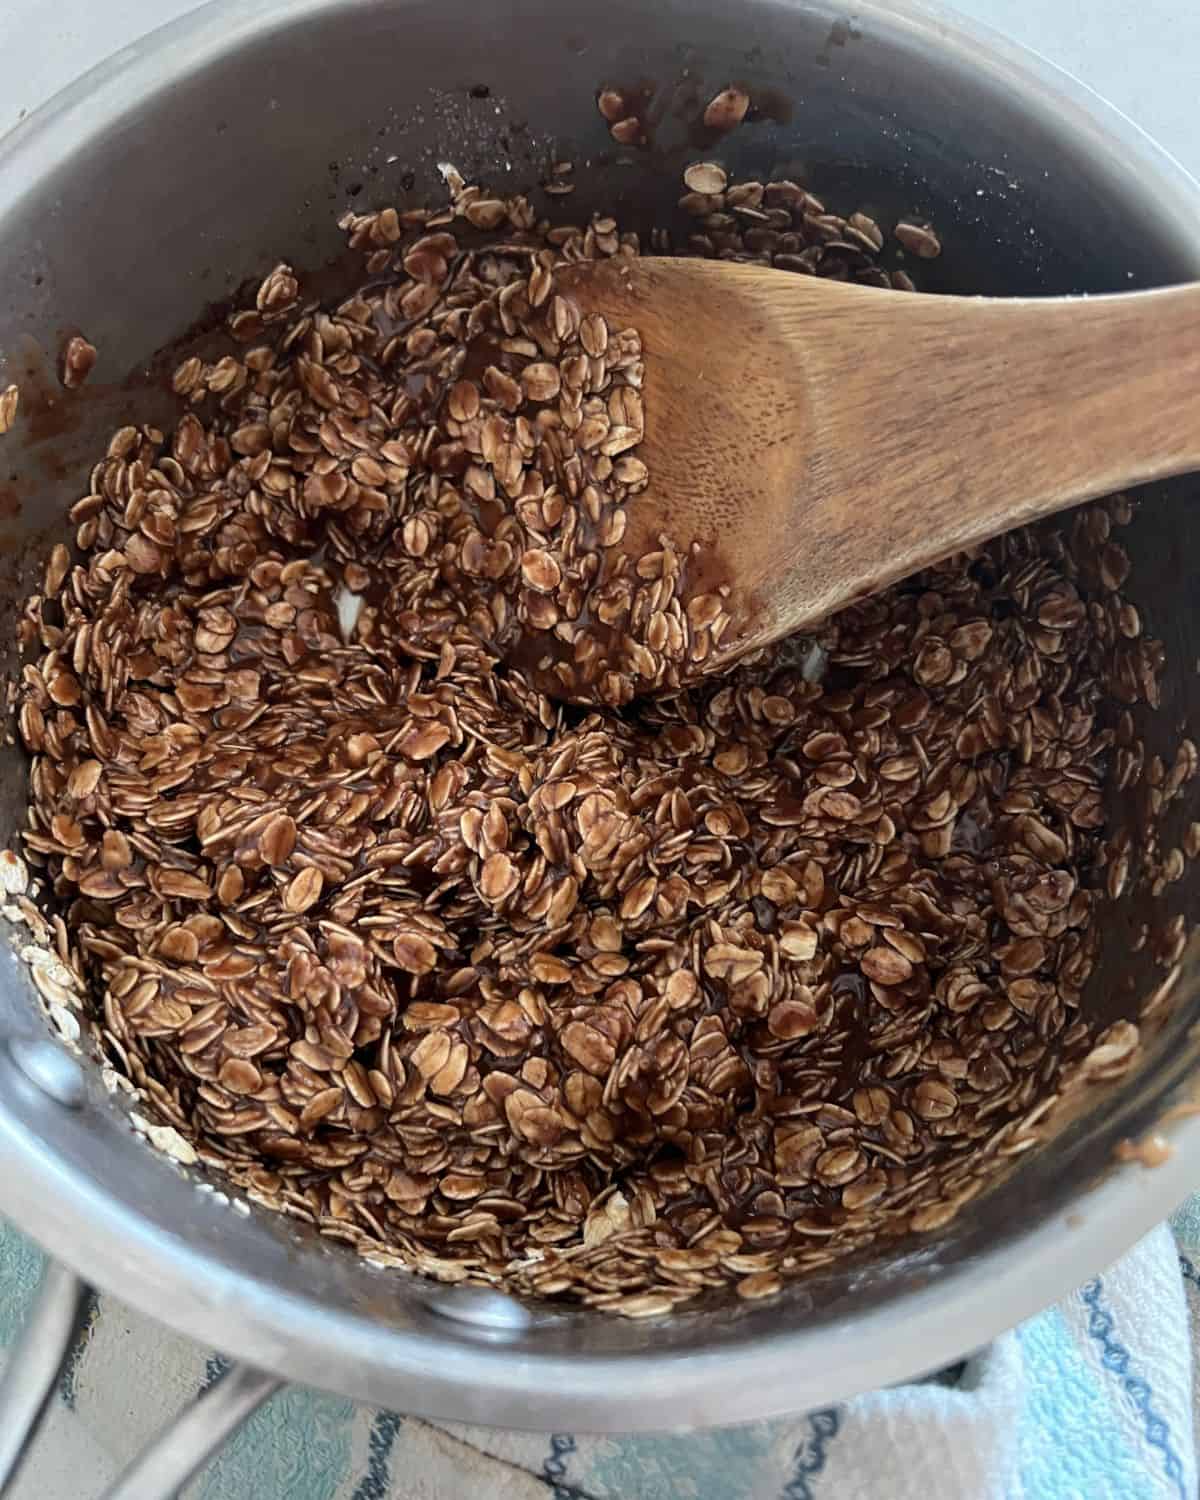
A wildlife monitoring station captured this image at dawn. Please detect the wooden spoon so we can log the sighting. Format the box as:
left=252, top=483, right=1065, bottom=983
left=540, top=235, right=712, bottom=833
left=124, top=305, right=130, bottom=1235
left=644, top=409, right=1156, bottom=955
left=557, top=257, right=1200, bottom=668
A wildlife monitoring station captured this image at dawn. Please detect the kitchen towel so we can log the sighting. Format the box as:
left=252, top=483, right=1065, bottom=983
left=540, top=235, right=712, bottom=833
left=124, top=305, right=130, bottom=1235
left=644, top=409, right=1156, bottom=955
left=1, top=1202, right=1198, bottom=1500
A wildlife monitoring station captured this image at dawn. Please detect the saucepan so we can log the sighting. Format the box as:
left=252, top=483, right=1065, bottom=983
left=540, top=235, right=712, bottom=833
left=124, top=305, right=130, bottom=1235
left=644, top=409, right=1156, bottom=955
left=2, top=0, right=1200, bottom=1494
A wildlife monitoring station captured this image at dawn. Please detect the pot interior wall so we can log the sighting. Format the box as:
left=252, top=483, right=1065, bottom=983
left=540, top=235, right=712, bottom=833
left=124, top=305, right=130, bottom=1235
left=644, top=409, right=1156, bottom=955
left=1, top=0, right=1199, bottom=1414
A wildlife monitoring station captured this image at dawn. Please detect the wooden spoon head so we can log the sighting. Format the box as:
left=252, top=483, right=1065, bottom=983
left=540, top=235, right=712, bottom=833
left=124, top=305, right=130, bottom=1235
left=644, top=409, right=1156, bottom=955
left=499, top=255, right=891, bottom=697
left=556, top=256, right=821, bottom=667
left=552, top=260, right=1200, bottom=687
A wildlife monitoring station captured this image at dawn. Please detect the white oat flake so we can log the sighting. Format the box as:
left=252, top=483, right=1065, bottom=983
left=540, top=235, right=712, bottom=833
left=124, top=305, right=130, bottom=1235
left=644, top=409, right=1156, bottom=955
left=48, top=1002, right=80, bottom=1044
left=130, top=1112, right=198, bottom=1166
left=0, top=850, right=29, bottom=896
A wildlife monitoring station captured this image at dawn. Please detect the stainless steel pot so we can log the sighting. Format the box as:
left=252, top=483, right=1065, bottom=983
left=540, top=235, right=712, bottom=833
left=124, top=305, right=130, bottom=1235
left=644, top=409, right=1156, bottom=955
left=3, top=0, right=1200, bottom=1491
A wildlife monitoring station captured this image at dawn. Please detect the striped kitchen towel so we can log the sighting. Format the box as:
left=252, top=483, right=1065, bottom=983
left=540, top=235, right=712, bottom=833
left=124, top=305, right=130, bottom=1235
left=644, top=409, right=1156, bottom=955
left=1, top=1205, right=1198, bottom=1499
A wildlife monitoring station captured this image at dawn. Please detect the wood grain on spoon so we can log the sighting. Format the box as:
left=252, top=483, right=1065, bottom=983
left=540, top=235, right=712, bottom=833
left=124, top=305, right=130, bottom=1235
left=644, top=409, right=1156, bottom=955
left=557, top=257, right=1200, bottom=667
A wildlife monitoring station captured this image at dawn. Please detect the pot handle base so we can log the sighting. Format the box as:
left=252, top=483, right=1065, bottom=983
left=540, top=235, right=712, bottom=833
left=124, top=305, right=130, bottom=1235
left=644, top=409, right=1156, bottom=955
left=0, top=1259, right=282, bottom=1500
left=0, top=1260, right=89, bottom=1492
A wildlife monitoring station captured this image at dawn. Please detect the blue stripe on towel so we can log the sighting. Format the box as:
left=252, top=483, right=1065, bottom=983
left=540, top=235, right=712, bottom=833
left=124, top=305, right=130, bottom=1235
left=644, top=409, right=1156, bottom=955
left=200, top=1353, right=232, bottom=1393
left=350, top=1410, right=403, bottom=1500
left=57, top=1288, right=99, bottom=1409
left=782, top=1408, right=842, bottom=1500
left=1017, top=1306, right=1161, bottom=1498
left=542, top=1432, right=577, bottom=1499
left=1081, top=1277, right=1187, bottom=1500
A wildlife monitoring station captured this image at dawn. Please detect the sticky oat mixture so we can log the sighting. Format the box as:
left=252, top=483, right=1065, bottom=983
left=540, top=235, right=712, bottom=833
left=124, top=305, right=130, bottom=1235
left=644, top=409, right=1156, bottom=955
left=12, top=162, right=1182, bottom=1314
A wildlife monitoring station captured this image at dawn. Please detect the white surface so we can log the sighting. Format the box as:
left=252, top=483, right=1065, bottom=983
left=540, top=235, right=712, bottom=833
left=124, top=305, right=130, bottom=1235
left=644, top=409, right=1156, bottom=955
left=2, top=0, right=1200, bottom=177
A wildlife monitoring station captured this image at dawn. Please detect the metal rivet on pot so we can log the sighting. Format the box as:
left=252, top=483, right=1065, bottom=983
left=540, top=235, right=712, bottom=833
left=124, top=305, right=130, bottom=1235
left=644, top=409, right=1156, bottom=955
left=421, top=1285, right=533, bottom=1333
left=7, top=1037, right=87, bottom=1108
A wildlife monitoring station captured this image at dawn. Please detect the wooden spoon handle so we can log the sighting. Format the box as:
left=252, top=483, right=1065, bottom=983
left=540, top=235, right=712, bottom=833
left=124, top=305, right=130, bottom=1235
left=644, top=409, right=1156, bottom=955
left=760, top=280, right=1200, bottom=629
left=863, top=282, right=1200, bottom=510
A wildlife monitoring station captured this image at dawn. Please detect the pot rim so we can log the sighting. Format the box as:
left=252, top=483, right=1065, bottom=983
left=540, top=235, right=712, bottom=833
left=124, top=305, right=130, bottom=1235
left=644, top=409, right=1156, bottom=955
left=1, top=0, right=1199, bottom=1432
